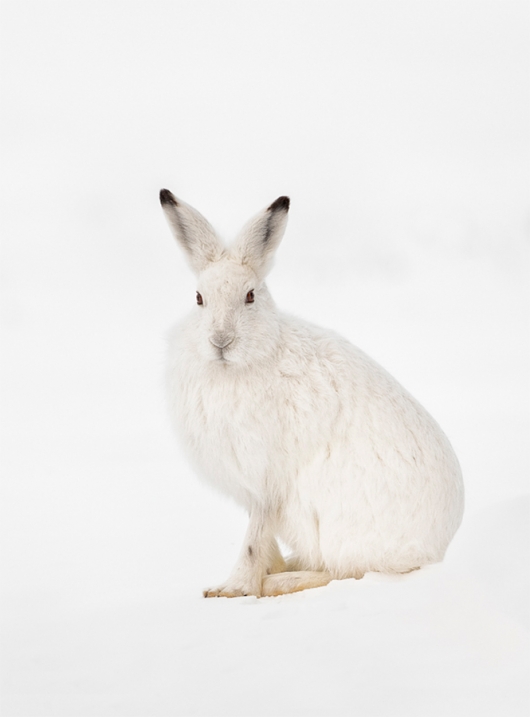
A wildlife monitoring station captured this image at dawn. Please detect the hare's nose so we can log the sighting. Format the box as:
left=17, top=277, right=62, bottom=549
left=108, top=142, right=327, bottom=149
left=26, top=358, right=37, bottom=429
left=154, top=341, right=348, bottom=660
left=210, top=334, right=234, bottom=350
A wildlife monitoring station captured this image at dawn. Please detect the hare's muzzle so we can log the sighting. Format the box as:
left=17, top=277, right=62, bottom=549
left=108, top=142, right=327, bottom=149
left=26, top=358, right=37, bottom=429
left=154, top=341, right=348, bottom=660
left=210, top=334, right=235, bottom=350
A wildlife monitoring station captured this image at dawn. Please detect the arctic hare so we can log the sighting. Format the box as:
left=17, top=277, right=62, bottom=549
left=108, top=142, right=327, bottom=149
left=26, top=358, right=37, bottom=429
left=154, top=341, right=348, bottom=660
left=160, top=190, right=464, bottom=598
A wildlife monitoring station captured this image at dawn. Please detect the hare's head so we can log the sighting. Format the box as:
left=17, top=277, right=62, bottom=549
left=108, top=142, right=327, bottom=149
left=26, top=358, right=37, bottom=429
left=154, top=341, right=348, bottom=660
left=160, top=190, right=289, bottom=367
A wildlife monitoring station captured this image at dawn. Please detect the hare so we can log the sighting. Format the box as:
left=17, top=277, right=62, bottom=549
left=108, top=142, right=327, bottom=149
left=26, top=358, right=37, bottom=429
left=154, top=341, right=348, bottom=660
left=160, top=190, right=464, bottom=598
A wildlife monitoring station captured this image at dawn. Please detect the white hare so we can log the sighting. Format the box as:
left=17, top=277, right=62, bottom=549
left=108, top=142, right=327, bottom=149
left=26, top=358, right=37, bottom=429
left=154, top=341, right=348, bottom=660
left=160, top=190, right=464, bottom=598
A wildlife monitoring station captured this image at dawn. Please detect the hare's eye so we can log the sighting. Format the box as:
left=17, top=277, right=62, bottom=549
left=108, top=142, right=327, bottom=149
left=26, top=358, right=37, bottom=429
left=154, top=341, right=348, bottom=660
left=196, top=292, right=203, bottom=305
left=245, top=290, right=255, bottom=304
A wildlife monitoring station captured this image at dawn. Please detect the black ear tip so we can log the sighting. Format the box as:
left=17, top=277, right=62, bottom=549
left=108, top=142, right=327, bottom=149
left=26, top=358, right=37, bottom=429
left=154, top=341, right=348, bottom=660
left=268, top=196, right=290, bottom=212
left=160, top=188, right=178, bottom=206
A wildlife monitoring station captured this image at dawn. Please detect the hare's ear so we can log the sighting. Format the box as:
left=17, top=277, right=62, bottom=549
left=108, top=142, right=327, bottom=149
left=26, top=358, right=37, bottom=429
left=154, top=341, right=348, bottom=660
left=159, top=189, right=224, bottom=274
left=232, top=196, right=290, bottom=277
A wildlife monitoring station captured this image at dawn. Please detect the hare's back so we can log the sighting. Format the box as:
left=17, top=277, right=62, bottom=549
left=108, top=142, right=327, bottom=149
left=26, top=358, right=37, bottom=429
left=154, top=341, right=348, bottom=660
left=276, top=313, right=462, bottom=489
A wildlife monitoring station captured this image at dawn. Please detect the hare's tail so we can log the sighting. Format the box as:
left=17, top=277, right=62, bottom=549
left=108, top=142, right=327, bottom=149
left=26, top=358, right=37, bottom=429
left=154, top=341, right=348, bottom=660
left=261, top=571, right=332, bottom=596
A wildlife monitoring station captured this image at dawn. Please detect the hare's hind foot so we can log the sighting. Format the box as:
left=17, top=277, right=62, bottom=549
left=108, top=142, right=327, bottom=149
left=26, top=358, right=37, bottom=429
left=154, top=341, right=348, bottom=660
left=261, top=570, right=332, bottom=597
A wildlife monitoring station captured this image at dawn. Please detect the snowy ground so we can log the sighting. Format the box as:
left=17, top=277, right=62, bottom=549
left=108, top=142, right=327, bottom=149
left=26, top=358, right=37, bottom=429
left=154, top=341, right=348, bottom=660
left=1, top=2, right=529, bottom=716
left=2, top=491, right=529, bottom=717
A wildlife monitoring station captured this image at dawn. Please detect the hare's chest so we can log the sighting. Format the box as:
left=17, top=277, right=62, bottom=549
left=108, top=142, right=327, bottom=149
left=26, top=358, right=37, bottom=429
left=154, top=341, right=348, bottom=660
left=176, top=372, right=275, bottom=498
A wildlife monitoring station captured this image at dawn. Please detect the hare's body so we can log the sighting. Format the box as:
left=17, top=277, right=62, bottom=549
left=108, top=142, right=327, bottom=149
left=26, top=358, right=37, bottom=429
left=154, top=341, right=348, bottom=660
left=161, top=191, right=464, bottom=596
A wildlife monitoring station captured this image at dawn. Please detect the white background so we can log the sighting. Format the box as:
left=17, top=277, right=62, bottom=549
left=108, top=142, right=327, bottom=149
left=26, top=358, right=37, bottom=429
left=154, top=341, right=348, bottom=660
left=1, top=2, right=528, bottom=715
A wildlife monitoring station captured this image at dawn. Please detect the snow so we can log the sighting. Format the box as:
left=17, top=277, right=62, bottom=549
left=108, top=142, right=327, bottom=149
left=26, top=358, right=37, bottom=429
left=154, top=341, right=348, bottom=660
left=2, top=498, right=529, bottom=716
left=1, top=2, right=528, bottom=715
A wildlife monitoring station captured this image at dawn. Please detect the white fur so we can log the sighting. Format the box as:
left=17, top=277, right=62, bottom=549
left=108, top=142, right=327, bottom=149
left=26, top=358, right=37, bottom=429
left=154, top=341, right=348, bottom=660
left=160, top=191, right=464, bottom=597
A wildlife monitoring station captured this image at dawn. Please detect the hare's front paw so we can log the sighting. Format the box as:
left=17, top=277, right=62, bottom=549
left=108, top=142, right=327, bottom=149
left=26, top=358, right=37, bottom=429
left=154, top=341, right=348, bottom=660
left=203, top=578, right=261, bottom=598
